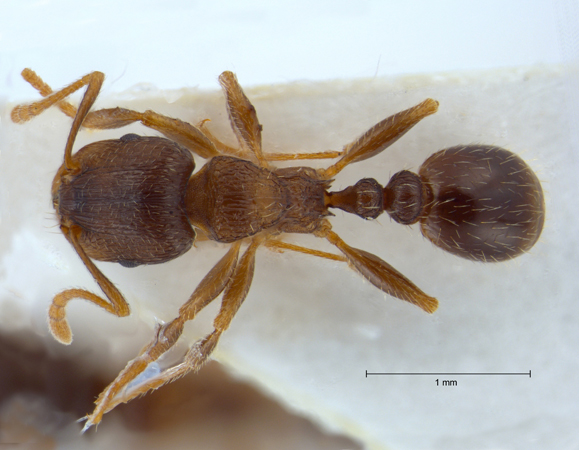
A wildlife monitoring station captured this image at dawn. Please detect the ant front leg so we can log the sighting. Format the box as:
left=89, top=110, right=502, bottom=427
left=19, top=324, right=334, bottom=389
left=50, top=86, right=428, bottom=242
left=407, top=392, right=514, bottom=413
left=12, top=68, right=222, bottom=159
left=12, top=70, right=105, bottom=172
left=17, top=68, right=79, bottom=120
left=82, top=238, right=260, bottom=431
left=50, top=225, right=130, bottom=344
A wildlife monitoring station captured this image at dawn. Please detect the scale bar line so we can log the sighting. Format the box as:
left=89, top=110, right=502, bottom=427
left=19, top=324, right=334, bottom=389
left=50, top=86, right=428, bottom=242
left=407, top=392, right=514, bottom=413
left=365, top=370, right=531, bottom=377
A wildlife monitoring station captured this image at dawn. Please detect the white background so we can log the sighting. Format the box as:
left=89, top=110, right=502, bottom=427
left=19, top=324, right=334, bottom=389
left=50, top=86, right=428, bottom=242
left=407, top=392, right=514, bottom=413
left=0, top=0, right=567, bottom=99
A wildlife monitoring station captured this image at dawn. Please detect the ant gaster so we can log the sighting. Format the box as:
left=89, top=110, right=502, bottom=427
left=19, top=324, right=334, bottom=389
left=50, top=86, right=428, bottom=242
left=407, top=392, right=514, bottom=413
left=11, top=69, right=545, bottom=431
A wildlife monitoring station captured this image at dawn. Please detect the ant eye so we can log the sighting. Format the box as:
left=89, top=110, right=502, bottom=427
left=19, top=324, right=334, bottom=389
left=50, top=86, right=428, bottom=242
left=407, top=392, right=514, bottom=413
left=418, top=145, right=545, bottom=262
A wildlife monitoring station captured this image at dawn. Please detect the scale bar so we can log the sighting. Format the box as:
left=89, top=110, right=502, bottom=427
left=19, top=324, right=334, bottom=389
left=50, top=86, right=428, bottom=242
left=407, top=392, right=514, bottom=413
left=366, top=370, right=531, bottom=377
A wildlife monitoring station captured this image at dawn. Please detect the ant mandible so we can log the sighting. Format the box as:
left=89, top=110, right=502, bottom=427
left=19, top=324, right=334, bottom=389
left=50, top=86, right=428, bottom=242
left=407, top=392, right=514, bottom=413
left=11, top=69, right=545, bottom=431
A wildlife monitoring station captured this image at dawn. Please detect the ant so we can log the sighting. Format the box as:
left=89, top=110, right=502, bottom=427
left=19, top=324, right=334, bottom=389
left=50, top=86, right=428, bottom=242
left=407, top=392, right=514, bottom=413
left=11, top=69, right=545, bottom=431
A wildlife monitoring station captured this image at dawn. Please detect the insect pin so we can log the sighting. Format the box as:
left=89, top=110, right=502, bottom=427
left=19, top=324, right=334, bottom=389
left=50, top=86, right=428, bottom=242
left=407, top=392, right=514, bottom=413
left=11, top=69, right=545, bottom=430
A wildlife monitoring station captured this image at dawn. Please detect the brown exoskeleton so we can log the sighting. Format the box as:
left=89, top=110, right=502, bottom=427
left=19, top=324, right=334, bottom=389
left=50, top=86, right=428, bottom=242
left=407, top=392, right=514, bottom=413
left=11, top=69, right=545, bottom=431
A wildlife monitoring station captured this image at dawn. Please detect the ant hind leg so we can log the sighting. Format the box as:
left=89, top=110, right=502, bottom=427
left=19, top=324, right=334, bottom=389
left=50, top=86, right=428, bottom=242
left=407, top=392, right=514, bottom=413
left=320, top=98, right=439, bottom=179
left=314, top=221, right=439, bottom=313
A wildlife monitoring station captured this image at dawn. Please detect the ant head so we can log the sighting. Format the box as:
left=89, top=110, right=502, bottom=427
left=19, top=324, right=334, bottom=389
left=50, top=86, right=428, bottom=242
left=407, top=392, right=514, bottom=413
left=417, top=145, right=545, bottom=262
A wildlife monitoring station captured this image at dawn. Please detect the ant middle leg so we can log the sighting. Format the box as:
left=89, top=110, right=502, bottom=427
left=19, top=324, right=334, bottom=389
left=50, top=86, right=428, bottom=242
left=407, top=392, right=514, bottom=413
left=216, top=78, right=439, bottom=169
left=218, top=71, right=266, bottom=165
left=218, top=71, right=348, bottom=163
left=197, top=112, right=343, bottom=162
left=82, top=238, right=260, bottom=430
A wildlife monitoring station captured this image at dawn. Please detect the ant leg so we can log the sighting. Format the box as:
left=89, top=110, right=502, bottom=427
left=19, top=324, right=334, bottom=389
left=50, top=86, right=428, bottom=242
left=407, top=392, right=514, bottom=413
left=12, top=70, right=105, bottom=172
left=319, top=98, right=439, bottom=179
left=195, top=121, right=342, bottom=161
left=18, top=68, right=79, bottom=119
left=50, top=225, right=130, bottom=344
left=218, top=71, right=266, bottom=165
left=82, top=239, right=257, bottom=431
left=264, top=150, right=343, bottom=161
left=264, top=239, right=347, bottom=262
left=314, top=221, right=439, bottom=313
left=13, top=69, right=143, bottom=130
left=194, top=119, right=252, bottom=158
left=133, top=109, right=221, bottom=159
left=265, top=234, right=437, bottom=312
left=219, top=71, right=346, bottom=163
left=12, top=68, right=222, bottom=159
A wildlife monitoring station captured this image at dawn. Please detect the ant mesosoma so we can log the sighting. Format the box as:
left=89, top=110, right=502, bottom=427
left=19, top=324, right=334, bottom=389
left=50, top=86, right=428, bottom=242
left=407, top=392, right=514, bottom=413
left=11, top=69, right=545, bottom=430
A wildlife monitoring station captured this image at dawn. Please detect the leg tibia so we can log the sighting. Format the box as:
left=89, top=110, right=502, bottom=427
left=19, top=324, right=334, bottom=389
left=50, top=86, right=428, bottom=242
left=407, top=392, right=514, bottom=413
left=49, top=288, right=130, bottom=345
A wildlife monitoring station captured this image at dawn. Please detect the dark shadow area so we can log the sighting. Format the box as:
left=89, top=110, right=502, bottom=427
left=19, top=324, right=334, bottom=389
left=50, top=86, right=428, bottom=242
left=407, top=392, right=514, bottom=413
left=0, top=330, right=362, bottom=449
